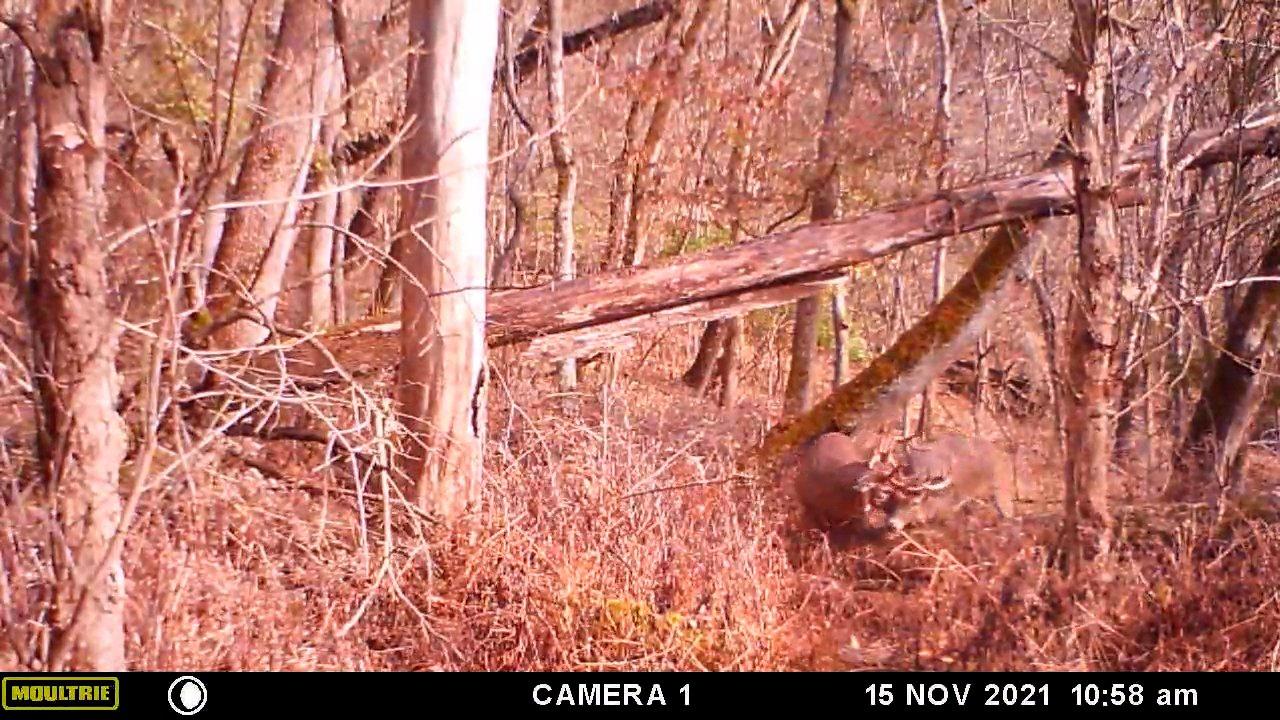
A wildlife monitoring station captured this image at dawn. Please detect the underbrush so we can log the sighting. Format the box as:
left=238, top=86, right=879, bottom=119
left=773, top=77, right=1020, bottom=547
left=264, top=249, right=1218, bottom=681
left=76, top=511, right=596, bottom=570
left=2, top=353, right=1278, bottom=671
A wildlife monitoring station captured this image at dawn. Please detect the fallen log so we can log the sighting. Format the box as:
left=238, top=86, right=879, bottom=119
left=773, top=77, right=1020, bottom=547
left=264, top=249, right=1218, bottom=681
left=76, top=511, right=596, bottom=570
left=313, top=112, right=1279, bottom=369
left=490, top=114, right=1280, bottom=347
left=523, top=275, right=845, bottom=363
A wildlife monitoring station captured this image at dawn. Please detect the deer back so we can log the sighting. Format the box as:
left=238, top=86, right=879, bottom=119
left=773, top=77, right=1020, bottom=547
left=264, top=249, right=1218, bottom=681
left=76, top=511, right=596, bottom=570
left=902, top=434, right=1015, bottom=518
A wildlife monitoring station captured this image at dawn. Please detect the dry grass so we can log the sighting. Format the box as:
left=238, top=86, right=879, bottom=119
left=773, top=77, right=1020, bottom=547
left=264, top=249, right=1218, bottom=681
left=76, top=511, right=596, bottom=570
left=2, top=329, right=1280, bottom=672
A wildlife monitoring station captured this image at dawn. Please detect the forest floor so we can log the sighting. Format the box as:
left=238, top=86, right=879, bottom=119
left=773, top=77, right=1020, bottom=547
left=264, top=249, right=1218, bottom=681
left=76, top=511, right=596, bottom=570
left=3, top=327, right=1280, bottom=670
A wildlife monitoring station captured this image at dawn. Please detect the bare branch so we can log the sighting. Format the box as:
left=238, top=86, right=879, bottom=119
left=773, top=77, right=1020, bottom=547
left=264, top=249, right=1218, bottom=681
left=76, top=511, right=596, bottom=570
left=510, top=0, right=675, bottom=83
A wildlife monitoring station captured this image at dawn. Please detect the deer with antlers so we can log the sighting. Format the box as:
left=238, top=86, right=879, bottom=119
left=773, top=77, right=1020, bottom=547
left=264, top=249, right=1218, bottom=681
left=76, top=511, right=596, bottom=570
left=794, top=431, right=1015, bottom=540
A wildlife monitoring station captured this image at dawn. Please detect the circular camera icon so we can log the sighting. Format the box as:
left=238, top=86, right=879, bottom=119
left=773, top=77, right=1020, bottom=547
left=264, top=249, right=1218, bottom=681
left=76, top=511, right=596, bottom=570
left=167, top=676, right=208, bottom=716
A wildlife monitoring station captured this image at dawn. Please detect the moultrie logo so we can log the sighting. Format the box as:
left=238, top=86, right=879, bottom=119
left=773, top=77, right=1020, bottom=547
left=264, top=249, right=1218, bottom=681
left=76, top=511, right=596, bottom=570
left=2, top=676, right=119, bottom=711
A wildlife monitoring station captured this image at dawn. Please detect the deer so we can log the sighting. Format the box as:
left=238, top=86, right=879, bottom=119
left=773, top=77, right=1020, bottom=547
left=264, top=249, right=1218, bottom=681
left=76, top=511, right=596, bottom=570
left=897, top=433, right=1017, bottom=524
left=794, top=432, right=952, bottom=538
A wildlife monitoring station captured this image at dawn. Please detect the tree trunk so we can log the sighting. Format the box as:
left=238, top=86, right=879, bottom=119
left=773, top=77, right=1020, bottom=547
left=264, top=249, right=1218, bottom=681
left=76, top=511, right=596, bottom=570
left=918, top=0, right=953, bottom=437
left=1031, top=267, right=1069, bottom=460
left=793, top=0, right=855, bottom=409
left=2, top=42, right=35, bottom=290
left=683, top=319, right=728, bottom=394
left=1113, top=105, right=1176, bottom=464
left=397, top=0, right=499, bottom=518
left=545, top=0, right=577, bottom=392
left=364, top=188, right=402, bottom=314
left=632, top=2, right=713, bottom=386
left=759, top=220, right=1038, bottom=465
left=620, top=0, right=713, bottom=268
left=489, top=164, right=527, bottom=287
left=1111, top=341, right=1144, bottom=459
left=918, top=239, right=947, bottom=435
left=604, top=5, right=687, bottom=269
left=1, top=45, right=15, bottom=271
left=785, top=295, right=822, bottom=413
left=1173, top=230, right=1280, bottom=498
left=717, top=315, right=742, bottom=408
left=305, top=168, right=340, bottom=330
left=1062, top=0, right=1119, bottom=567
left=25, top=1, right=128, bottom=669
left=193, top=0, right=247, bottom=304
left=1166, top=168, right=1206, bottom=436
left=204, top=0, right=327, bottom=350
left=305, top=53, right=344, bottom=331
left=241, top=38, right=336, bottom=337
left=831, top=286, right=850, bottom=387
left=331, top=190, right=349, bottom=325
left=695, top=0, right=807, bottom=400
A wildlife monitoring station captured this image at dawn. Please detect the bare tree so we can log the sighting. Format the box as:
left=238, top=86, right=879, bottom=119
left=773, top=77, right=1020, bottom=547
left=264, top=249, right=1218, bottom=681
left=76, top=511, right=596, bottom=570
left=303, top=45, right=343, bottom=330
left=6, top=1, right=127, bottom=669
left=0, top=43, right=16, bottom=272
left=689, top=0, right=806, bottom=408
left=609, top=0, right=713, bottom=269
left=1061, top=0, right=1121, bottom=566
left=191, top=0, right=248, bottom=304
left=545, top=0, right=577, bottom=392
left=1173, top=230, right=1280, bottom=499
left=915, top=0, right=954, bottom=436
left=785, top=0, right=857, bottom=414
left=1, top=39, right=34, bottom=289
left=204, top=0, right=328, bottom=351
left=397, top=0, right=499, bottom=518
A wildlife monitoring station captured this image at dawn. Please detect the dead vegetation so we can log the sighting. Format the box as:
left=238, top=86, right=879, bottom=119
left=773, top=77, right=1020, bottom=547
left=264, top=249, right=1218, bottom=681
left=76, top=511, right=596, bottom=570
left=4, top=330, right=1277, bottom=671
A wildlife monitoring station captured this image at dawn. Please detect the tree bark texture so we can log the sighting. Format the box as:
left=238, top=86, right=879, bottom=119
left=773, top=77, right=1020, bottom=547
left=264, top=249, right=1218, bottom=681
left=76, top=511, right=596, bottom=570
left=26, top=0, right=128, bottom=670
left=785, top=0, right=855, bottom=414
left=1062, top=0, right=1120, bottom=565
left=545, top=0, right=578, bottom=391
left=396, top=0, right=499, bottom=518
left=204, top=0, right=327, bottom=350
left=2, top=42, right=35, bottom=290
left=1174, top=230, right=1280, bottom=497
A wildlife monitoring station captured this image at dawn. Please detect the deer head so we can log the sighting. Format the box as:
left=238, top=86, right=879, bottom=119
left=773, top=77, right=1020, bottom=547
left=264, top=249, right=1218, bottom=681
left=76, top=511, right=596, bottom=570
left=796, top=432, right=951, bottom=532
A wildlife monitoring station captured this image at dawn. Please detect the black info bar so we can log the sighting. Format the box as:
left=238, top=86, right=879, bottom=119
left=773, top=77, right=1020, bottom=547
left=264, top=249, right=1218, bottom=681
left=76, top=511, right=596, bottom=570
left=0, top=671, right=1248, bottom=716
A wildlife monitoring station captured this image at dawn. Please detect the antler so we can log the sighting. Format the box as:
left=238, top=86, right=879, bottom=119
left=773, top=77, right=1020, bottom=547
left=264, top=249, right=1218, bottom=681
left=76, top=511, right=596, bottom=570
left=886, top=471, right=952, bottom=496
left=853, top=445, right=953, bottom=515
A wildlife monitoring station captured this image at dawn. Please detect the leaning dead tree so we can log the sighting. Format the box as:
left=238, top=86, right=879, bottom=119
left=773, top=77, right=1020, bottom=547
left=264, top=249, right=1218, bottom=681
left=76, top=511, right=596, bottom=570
left=757, top=218, right=1036, bottom=465
left=314, top=113, right=1280, bottom=373
left=495, top=115, right=1280, bottom=347
left=756, top=113, right=1279, bottom=469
